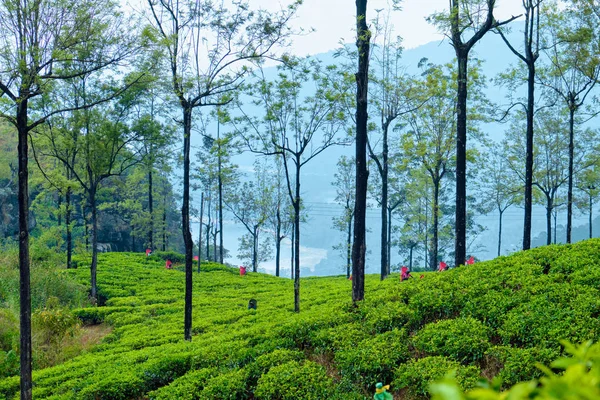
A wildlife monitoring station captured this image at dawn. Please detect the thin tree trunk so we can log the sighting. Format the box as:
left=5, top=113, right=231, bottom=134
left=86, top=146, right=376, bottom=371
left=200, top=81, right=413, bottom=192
left=66, top=186, right=72, bottom=269
left=566, top=106, right=575, bottom=243
left=523, top=63, right=535, bottom=250
left=352, top=0, right=370, bottom=303
left=57, top=192, right=62, bottom=226
left=546, top=199, right=552, bottom=245
left=17, top=100, right=33, bottom=400
left=90, top=188, right=98, bottom=303
left=182, top=106, right=193, bottom=342
left=454, top=53, right=468, bottom=268
left=162, top=193, right=167, bottom=251
left=498, top=208, right=503, bottom=257
left=294, top=162, right=301, bottom=312
left=380, top=125, right=389, bottom=280
left=198, top=193, right=204, bottom=273
left=253, top=226, right=258, bottom=273
left=148, top=168, right=154, bottom=250
left=218, top=128, right=224, bottom=264
left=554, top=209, right=558, bottom=244
left=387, top=207, right=392, bottom=274
left=590, top=193, right=593, bottom=239
left=206, top=223, right=210, bottom=261
left=275, top=204, right=281, bottom=277
left=290, top=226, right=295, bottom=280
left=432, top=180, right=440, bottom=270
left=347, top=208, right=352, bottom=279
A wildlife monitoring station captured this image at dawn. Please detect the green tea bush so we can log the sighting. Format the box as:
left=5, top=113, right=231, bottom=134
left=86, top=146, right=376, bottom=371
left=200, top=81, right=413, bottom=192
left=246, top=349, right=305, bottom=385
left=412, top=317, right=491, bottom=363
left=485, top=345, right=558, bottom=387
left=254, top=360, right=334, bottom=400
left=430, top=341, right=600, bottom=400
left=335, top=328, right=410, bottom=387
left=199, top=368, right=250, bottom=399
left=148, top=368, right=217, bottom=400
left=393, top=356, right=480, bottom=399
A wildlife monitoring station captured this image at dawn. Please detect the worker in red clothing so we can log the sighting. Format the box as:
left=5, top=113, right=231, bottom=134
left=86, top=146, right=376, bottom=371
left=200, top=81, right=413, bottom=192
left=165, top=259, right=173, bottom=269
left=438, top=261, right=448, bottom=272
left=400, top=266, right=413, bottom=281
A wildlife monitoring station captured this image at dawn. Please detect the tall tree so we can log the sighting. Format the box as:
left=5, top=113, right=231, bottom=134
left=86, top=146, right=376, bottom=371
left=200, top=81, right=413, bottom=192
left=538, top=4, right=600, bottom=243
left=267, top=157, right=293, bottom=277
left=478, top=145, right=521, bottom=256
left=430, top=0, right=518, bottom=267
left=369, top=10, right=422, bottom=280
left=332, top=156, right=356, bottom=278
left=0, top=0, right=135, bottom=395
left=226, top=164, right=272, bottom=273
left=495, top=0, right=543, bottom=251
left=575, top=166, right=600, bottom=239
left=146, top=0, right=299, bottom=340
left=235, top=57, right=350, bottom=311
left=353, top=0, right=370, bottom=302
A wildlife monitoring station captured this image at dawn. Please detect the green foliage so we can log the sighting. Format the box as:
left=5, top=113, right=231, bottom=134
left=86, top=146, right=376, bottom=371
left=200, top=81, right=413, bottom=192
left=1, top=240, right=600, bottom=398
left=393, top=356, right=481, bottom=399
left=430, top=341, right=600, bottom=400
left=254, top=360, right=334, bottom=400
left=412, top=317, right=491, bottom=363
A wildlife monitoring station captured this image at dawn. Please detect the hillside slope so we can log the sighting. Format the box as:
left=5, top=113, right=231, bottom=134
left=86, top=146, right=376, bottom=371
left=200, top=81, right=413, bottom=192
left=1, top=241, right=600, bottom=399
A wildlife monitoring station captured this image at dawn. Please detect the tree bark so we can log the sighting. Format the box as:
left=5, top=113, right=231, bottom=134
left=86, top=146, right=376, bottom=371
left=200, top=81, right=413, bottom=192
left=498, top=208, right=504, bottom=257
left=253, top=226, right=258, bottom=273
left=352, top=0, right=370, bottom=303
left=546, top=197, right=553, bottom=245
left=387, top=207, right=393, bottom=274
left=294, top=161, right=301, bottom=312
left=347, top=207, right=352, bottom=279
left=218, top=131, right=224, bottom=264
left=566, top=106, right=575, bottom=243
left=66, top=186, right=72, bottom=269
left=290, top=226, right=295, bottom=280
left=523, top=63, right=536, bottom=250
left=148, top=168, right=154, bottom=250
left=182, top=105, right=194, bottom=342
left=432, top=180, right=440, bottom=270
left=379, top=125, right=389, bottom=280
left=17, top=98, right=33, bottom=400
left=590, top=193, right=593, bottom=239
left=198, top=192, right=204, bottom=273
left=454, top=53, right=468, bottom=268
left=275, top=204, right=281, bottom=277
left=90, top=187, right=98, bottom=303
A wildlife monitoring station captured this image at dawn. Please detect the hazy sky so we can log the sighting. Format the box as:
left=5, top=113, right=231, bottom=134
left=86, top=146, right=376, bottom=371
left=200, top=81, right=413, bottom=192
left=263, top=0, right=525, bottom=56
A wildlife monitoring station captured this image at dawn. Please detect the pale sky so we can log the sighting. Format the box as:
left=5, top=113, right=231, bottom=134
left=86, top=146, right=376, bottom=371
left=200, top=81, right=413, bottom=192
left=263, top=0, right=525, bottom=56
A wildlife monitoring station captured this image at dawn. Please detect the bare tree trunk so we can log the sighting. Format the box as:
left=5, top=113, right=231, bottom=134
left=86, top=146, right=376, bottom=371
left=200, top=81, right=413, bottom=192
left=182, top=106, right=194, bottom=342
left=66, top=186, right=73, bottom=269
left=290, top=226, right=295, bottom=280
left=294, top=162, right=301, bottom=312
left=218, top=131, right=224, bottom=264
left=148, top=168, right=154, bottom=250
left=347, top=208, right=352, bottom=279
left=352, top=0, right=370, bottom=303
left=17, top=100, right=33, bottom=400
left=387, top=207, right=393, bottom=274
left=523, top=63, right=536, bottom=250
left=275, top=204, right=281, bottom=277
left=566, top=106, right=575, bottom=243
left=253, top=226, right=258, bottom=273
left=432, top=180, right=440, bottom=270
left=162, top=193, right=167, bottom=251
left=380, top=126, right=389, bottom=280
left=590, top=193, right=593, bottom=239
left=454, top=53, right=468, bottom=268
left=497, top=208, right=504, bottom=257
left=90, top=188, right=98, bottom=303
left=198, top=193, right=204, bottom=273
left=546, top=198, right=552, bottom=246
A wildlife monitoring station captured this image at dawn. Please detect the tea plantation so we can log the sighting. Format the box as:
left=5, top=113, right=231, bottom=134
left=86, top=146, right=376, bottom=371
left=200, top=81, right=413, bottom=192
left=2, top=240, right=600, bottom=399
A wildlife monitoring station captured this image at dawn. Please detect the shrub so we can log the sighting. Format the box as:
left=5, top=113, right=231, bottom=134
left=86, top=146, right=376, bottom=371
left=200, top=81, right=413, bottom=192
left=412, top=317, right=491, bottom=363
left=485, top=346, right=558, bottom=388
left=199, top=368, right=250, bottom=399
left=246, top=349, right=305, bottom=385
left=335, top=328, right=410, bottom=387
left=148, top=368, right=217, bottom=400
left=254, top=360, right=334, bottom=400
left=393, top=356, right=480, bottom=399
